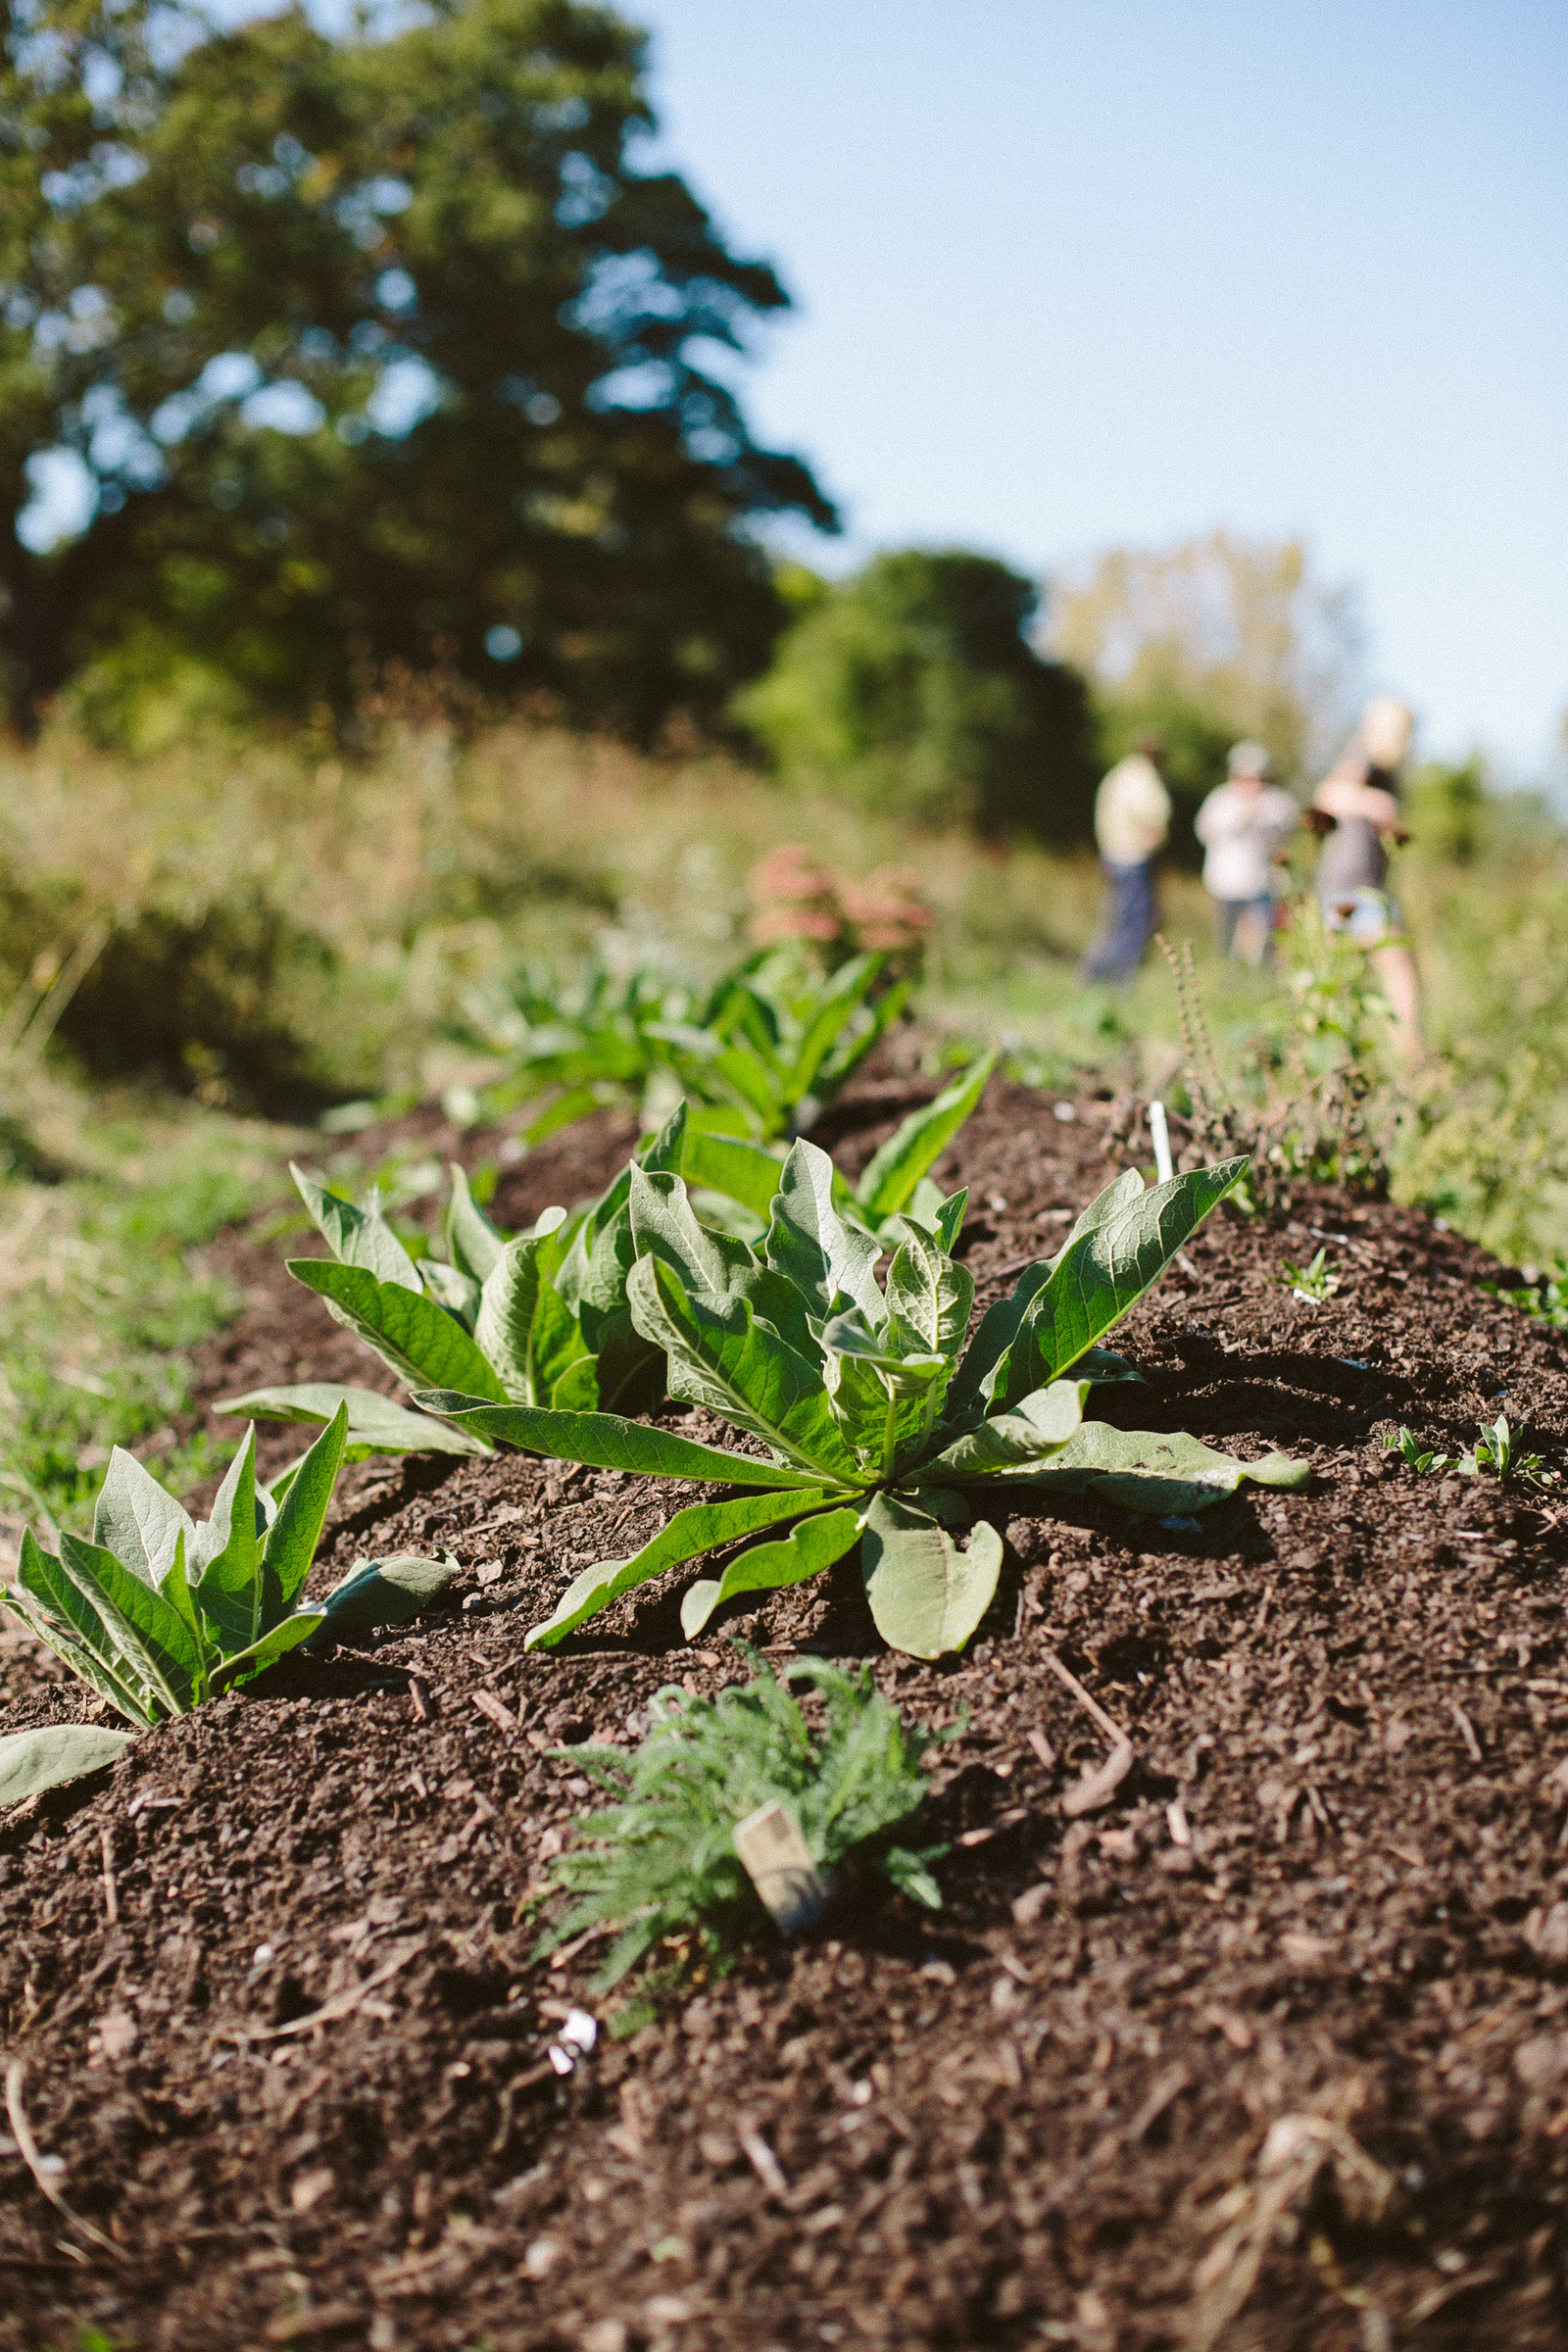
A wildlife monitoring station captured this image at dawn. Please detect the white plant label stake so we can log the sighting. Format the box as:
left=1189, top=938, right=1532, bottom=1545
left=733, top=1799, right=832, bottom=1933
left=1148, top=1099, right=1174, bottom=1186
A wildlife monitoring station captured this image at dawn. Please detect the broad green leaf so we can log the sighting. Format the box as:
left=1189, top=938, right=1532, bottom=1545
left=629, top=1166, right=759, bottom=1302
left=0, top=1724, right=136, bottom=1807
left=1014, top=1424, right=1311, bottom=1514
left=7, top=1545, right=157, bottom=1726
left=680, top=1127, right=787, bottom=1221
left=517, top=1083, right=610, bottom=1146
left=412, top=1392, right=825, bottom=1489
left=210, top=1609, right=326, bottom=1691
left=260, top=1402, right=347, bottom=1627
left=946, top=1261, right=1054, bottom=1428
left=679, top=1504, right=864, bottom=1641
left=707, top=1038, right=786, bottom=1127
left=524, top=1489, right=824, bottom=1651
left=291, top=1162, right=421, bottom=1289
left=914, top=1379, right=1089, bottom=1484
left=989, top=1159, right=1248, bottom=1408
left=786, top=951, right=883, bottom=1099
left=288, top=1259, right=510, bottom=1400
left=320, top=1553, right=459, bottom=1637
left=855, top=1049, right=1000, bottom=1221
left=817, top=1309, right=951, bottom=1476
left=627, top=1256, right=864, bottom=1482
left=764, top=1139, right=884, bottom=1326
left=473, top=1209, right=571, bottom=1403
left=92, top=1447, right=194, bottom=1588
left=190, top=1424, right=261, bottom=1652
left=581, top=1308, right=664, bottom=1416
left=861, top=1494, right=1004, bottom=1660
left=420, top=1256, right=481, bottom=1324
left=446, top=1163, right=507, bottom=1283
left=884, top=1222, right=975, bottom=1356
left=817, top=974, right=909, bottom=1094
left=1078, top=1348, right=1145, bottom=1384
left=527, top=1277, right=594, bottom=1402
left=215, top=1383, right=488, bottom=1457
left=58, top=1530, right=204, bottom=1716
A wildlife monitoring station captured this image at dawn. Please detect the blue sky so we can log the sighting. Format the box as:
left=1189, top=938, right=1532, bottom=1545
left=632, top=0, right=1568, bottom=778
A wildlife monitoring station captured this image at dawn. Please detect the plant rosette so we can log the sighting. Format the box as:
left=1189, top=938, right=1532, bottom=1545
left=416, top=1142, right=1308, bottom=1662
left=0, top=1407, right=457, bottom=1803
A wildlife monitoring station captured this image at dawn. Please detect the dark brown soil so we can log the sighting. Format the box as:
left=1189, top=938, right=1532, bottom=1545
left=6, top=1079, right=1568, bottom=2351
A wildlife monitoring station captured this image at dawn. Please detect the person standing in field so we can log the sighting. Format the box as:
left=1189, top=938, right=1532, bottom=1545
left=1196, top=740, right=1298, bottom=963
left=1307, top=694, right=1420, bottom=1053
left=1079, top=734, right=1171, bottom=982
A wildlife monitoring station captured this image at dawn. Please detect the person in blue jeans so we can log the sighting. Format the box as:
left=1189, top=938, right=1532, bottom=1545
left=1079, top=737, right=1170, bottom=982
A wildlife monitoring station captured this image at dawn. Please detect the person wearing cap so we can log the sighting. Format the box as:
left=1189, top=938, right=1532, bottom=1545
left=1079, top=734, right=1171, bottom=983
left=1195, top=742, right=1298, bottom=964
left=1306, top=695, right=1420, bottom=1052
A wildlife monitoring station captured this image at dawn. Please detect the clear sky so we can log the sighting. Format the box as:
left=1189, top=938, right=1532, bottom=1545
left=630, top=0, right=1568, bottom=779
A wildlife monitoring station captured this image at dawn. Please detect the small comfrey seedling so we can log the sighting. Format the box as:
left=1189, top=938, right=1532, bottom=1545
left=1278, top=1247, right=1342, bottom=1304
left=1385, top=1416, right=1553, bottom=1488
left=539, top=1646, right=946, bottom=1990
left=0, top=1407, right=456, bottom=1802
left=420, top=1142, right=1307, bottom=1660
left=1385, top=1426, right=1457, bottom=1477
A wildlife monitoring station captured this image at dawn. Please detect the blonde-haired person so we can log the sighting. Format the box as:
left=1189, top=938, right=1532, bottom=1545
left=1305, top=695, right=1420, bottom=1053
left=1195, top=741, right=1298, bottom=963
left=1079, top=734, right=1171, bottom=983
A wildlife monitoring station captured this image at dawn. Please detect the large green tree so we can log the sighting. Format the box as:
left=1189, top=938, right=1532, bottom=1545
left=737, top=549, right=1097, bottom=841
left=0, top=0, right=833, bottom=734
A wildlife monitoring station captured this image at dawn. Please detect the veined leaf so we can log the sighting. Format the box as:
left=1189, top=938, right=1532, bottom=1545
left=0, top=1723, right=136, bottom=1807
left=884, top=1223, right=974, bottom=1356
left=215, top=1383, right=489, bottom=1458
left=861, top=1494, right=1004, bottom=1660
left=419, top=1255, right=481, bottom=1324
left=680, top=1127, right=786, bottom=1221
left=288, top=1258, right=509, bottom=1400
left=191, top=1425, right=262, bottom=1653
left=631, top=1169, right=816, bottom=1354
left=58, top=1530, right=205, bottom=1716
left=473, top=1208, right=571, bottom=1403
left=1013, top=1424, right=1310, bottom=1514
left=945, top=1261, right=1054, bottom=1428
left=988, top=1159, right=1247, bottom=1407
left=817, top=974, right=908, bottom=1095
left=764, top=1139, right=884, bottom=1326
left=210, top=1608, right=326, bottom=1692
left=627, top=1256, right=864, bottom=1482
left=854, top=1049, right=999, bottom=1221
left=445, top=1163, right=507, bottom=1284
left=913, top=1379, right=1089, bottom=1483
left=679, top=1505, right=864, bottom=1641
left=579, top=1308, right=664, bottom=1416
left=320, top=1552, right=459, bottom=1637
left=412, top=1392, right=826, bottom=1489
left=291, top=1162, right=421, bottom=1290
left=8, top=1541, right=157, bottom=1726
left=92, top=1446, right=193, bottom=1587
left=785, top=951, right=884, bottom=1100
left=524, top=1489, right=825, bottom=1651
left=260, top=1402, right=347, bottom=1627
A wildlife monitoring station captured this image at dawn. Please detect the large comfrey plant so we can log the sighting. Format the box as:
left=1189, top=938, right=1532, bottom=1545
left=220, top=1108, right=694, bottom=1465
left=416, top=1145, right=1307, bottom=1662
left=0, top=1408, right=457, bottom=1803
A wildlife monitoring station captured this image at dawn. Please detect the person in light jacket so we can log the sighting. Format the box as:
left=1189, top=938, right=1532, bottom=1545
left=1196, top=741, right=1298, bottom=963
left=1307, top=694, right=1420, bottom=1054
left=1079, top=736, right=1171, bottom=982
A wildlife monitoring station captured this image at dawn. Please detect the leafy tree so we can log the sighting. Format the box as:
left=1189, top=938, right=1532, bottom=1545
left=0, top=0, right=834, bottom=735
left=736, top=549, right=1097, bottom=842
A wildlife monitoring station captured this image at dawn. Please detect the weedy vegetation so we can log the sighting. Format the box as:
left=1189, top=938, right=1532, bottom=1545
left=539, top=1645, right=947, bottom=1991
left=1482, top=1259, right=1568, bottom=1333
left=0, top=1406, right=457, bottom=1801
left=417, top=1141, right=1306, bottom=1661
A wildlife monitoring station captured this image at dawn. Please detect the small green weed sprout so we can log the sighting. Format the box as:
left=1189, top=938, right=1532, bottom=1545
left=1459, top=1414, right=1551, bottom=1487
left=1384, top=1427, right=1457, bottom=1476
left=539, top=1646, right=945, bottom=1989
left=1279, top=1247, right=1342, bottom=1303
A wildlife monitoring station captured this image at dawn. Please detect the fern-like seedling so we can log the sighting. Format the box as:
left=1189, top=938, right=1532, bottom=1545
left=539, top=1646, right=945, bottom=1989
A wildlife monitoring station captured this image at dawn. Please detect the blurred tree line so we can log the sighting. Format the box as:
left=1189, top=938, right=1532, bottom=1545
left=0, top=0, right=832, bottom=740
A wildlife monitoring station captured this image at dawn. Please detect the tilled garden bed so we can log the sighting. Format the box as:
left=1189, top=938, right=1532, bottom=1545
left=4, top=1079, right=1568, bottom=2350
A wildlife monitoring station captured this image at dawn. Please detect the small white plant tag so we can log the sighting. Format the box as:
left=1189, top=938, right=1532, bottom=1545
left=733, top=1800, right=832, bottom=1933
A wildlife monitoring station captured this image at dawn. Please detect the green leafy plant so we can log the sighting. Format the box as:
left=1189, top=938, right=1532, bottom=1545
left=1384, top=1426, right=1457, bottom=1476
left=0, top=1407, right=457, bottom=1801
left=1481, top=1259, right=1568, bottom=1332
left=448, top=960, right=686, bottom=1142
left=539, top=1644, right=945, bottom=1989
left=1458, top=1413, right=1551, bottom=1487
left=221, top=1107, right=694, bottom=1460
left=1278, top=1247, right=1342, bottom=1303
left=418, top=1143, right=1306, bottom=1661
